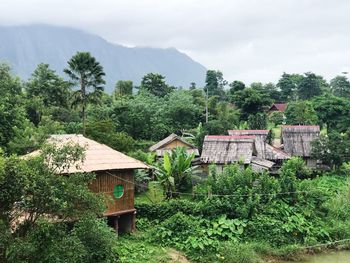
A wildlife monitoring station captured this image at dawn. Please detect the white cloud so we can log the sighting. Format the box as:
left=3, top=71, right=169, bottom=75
left=1, top=0, right=350, bottom=84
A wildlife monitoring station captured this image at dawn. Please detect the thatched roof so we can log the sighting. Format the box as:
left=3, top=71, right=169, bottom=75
left=228, top=129, right=290, bottom=161
left=200, top=135, right=255, bottom=164
left=149, top=133, right=199, bottom=156
left=281, top=125, right=320, bottom=157
left=269, top=103, right=287, bottom=112
left=251, top=157, right=275, bottom=172
left=228, top=130, right=269, bottom=158
left=26, top=134, right=148, bottom=173
left=265, top=144, right=291, bottom=160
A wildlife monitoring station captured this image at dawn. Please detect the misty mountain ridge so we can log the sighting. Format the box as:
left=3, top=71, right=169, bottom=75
left=0, top=24, right=207, bottom=92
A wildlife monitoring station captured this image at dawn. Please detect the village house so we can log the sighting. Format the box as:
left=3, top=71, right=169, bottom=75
left=269, top=103, right=288, bottom=114
left=281, top=125, right=320, bottom=167
left=200, top=135, right=275, bottom=173
left=228, top=129, right=290, bottom=166
left=149, top=133, right=199, bottom=158
left=27, top=134, right=148, bottom=233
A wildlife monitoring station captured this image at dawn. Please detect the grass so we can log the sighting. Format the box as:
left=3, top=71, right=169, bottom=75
left=135, top=181, right=164, bottom=204
left=116, top=233, right=170, bottom=263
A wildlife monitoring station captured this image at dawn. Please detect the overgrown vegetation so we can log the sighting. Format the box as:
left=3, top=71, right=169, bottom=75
left=1, top=51, right=350, bottom=262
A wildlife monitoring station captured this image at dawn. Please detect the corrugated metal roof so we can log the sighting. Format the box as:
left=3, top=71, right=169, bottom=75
left=27, top=134, right=148, bottom=173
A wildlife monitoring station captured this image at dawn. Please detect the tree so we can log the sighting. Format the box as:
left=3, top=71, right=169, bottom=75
left=276, top=73, right=303, bottom=101
left=112, top=93, right=170, bottom=140
left=64, top=52, right=105, bottom=135
left=330, top=75, right=350, bottom=98
left=140, top=73, right=172, bottom=97
left=189, top=82, right=196, bottom=90
left=312, top=95, right=350, bottom=132
left=0, top=144, right=118, bottom=262
left=26, top=63, right=70, bottom=108
left=248, top=113, right=268, bottom=130
left=204, top=70, right=227, bottom=98
left=164, top=90, right=203, bottom=132
left=311, top=131, right=350, bottom=169
left=297, top=72, right=327, bottom=100
left=114, top=80, right=133, bottom=98
left=0, top=63, right=27, bottom=152
left=233, top=88, right=272, bottom=120
left=25, top=64, right=71, bottom=126
left=284, top=101, right=318, bottom=125
left=229, top=80, right=245, bottom=93
left=85, top=119, right=135, bottom=153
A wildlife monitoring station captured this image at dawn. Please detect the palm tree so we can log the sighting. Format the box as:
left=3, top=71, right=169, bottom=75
left=64, top=52, right=105, bottom=135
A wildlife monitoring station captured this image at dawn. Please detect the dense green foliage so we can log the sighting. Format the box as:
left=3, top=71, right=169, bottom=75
left=2, top=53, right=350, bottom=262
left=0, top=144, right=117, bottom=263
left=135, top=160, right=350, bottom=262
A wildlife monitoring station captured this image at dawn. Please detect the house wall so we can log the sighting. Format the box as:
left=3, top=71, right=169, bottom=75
left=89, top=169, right=135, bottom=216
left=163, top=139, right=190, bottom=149
left=306, top=158, right=317, bottom=168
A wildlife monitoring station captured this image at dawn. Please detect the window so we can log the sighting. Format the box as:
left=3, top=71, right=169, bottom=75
left=113, top=185, right=124, bottom=199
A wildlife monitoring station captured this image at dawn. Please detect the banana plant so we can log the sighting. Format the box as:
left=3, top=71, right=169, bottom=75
left=154, top=147, right=197, bottom=199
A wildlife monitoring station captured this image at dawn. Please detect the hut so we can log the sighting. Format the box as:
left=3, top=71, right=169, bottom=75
left=200, top=135, right=256, bottom=173
left=269, top=103, right=287, bottom=113
left=228, top=130, right=269, bottom=159
left=149, top=133, right=199, bottom=158
left=27, top=134, right=148, bottom=233
left=281, top=125, right=320, bottom=167
left=228, top=130, right=290, bottom=165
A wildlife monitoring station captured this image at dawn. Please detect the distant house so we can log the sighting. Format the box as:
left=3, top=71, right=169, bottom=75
left=27, top=134, right=148, bottom=233
left=269, top=103, right=288, bottom=113
left=228, top=130, right=290, bottom=164
left=200, top=135, right=263, bottom=173
left=281, top=125, right=320, bottom=167
left=149, top=133, right=199, bottom=158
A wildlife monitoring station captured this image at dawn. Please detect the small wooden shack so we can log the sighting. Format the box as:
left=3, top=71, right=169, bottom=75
left=28, top=134, right=148, bottom=233
left=200, top=135, right=257, bottom=173
left=149, top=133, right=199, bottom=157
left=281, top=125, right=320, bottom=167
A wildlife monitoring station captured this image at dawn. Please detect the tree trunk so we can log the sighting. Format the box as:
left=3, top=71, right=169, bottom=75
left=81, top=75, right=86, bottom=135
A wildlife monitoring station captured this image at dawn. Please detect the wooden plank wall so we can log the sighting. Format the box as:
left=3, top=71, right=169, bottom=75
left=89, top=169, right=135, bottom=216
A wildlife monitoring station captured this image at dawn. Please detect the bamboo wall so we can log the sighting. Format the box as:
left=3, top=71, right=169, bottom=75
left=89, top=169, right=135, bottom=216
left=163, top=139, right=189, bottom=149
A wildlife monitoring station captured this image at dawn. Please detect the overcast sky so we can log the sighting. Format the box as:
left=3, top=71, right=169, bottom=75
left=1, top=0, right=350, bottom=84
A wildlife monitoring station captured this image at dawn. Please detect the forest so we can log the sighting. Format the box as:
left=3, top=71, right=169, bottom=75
left=1, top=51, right=350, bottom=262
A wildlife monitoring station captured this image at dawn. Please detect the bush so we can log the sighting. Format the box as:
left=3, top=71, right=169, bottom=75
left=150, top=212, right=247, bottom=260
left=269, top=111, right=284, bottom=126
left=135, top=199, right=200, bottom=221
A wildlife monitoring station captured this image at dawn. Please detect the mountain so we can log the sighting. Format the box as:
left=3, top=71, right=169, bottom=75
left=0, top=25, right=206, bottom=92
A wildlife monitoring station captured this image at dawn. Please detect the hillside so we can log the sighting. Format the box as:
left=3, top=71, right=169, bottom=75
left=0, top=25, right=207, bottom=92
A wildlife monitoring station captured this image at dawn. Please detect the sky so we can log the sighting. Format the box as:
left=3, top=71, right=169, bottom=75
left=1, top=0, right=350, bottom=84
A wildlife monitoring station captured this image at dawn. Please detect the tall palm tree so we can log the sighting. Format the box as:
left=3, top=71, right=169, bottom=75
left=64, top=52, right=105, bottom=135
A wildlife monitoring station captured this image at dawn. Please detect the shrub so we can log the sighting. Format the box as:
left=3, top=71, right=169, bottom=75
left=269, top=111, right=284, bottom=126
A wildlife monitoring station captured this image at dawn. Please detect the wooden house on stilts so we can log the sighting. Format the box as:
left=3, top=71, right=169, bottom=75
left=27, top=134, right=148, bottom=234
